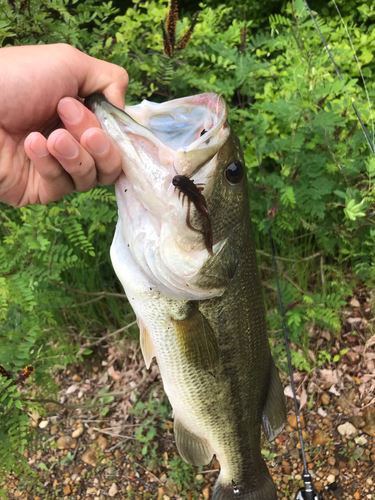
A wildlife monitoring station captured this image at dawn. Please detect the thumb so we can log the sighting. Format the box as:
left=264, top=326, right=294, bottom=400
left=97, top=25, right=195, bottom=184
left=73, top=49, right=129, bottom=109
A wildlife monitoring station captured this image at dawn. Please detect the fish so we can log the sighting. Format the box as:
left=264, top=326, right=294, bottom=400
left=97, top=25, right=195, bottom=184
left=85, top=92, right=286, bottom=500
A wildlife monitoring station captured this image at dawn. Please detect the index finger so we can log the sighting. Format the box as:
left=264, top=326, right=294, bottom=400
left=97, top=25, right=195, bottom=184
left=57, top=98, right=101, bottom=143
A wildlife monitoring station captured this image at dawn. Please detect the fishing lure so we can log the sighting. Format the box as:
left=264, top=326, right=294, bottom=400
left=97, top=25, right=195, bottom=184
left=172, top=174, right=213, bottom=256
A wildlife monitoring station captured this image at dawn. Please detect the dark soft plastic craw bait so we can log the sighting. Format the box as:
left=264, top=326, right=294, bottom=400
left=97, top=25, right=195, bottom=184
left=172, top=174, right=213, bottom=255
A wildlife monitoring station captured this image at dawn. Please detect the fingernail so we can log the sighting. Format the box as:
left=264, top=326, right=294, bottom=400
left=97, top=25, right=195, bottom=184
left=30, top=137, right=49, bottom=157
left=86, top=133, right=110, bottom=156
left=55, top=134, right=79, bottom=159
left=58, top=98, right=83, bottom=125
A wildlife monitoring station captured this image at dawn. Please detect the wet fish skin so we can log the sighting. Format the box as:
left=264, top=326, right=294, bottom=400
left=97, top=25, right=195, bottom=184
left=85, top=93, right=286, bottom=500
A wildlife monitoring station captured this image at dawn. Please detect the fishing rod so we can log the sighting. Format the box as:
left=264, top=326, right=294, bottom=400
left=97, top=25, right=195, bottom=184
left=254, top=1, right=374, bottom=498
left=253, top=134, right=325, bottom=500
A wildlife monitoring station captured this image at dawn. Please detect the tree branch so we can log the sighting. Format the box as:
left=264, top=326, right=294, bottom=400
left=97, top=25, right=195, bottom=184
left=256, top=250, right=321, bottom=263
left=50, top=280, right=127, bottom=299
left=22, top=370, right=148, bottom=411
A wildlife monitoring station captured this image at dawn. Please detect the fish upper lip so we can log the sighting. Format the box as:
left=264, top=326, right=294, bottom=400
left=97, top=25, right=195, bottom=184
left=86, top=92, right=230, bottom=179
left=84, top=93, right=111, bottom=113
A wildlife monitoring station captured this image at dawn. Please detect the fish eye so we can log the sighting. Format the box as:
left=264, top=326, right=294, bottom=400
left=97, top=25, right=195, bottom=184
left=225, top=161, right=244, bottom=185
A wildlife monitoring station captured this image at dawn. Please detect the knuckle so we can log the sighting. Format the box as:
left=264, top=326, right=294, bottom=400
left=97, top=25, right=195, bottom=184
left=55, top=43, right=76, bottom=56
left=73, top=161, right=93, bottom=178
left=98, top=175, right=115, bottom=186
left=76, top=179, right=97, bottom=192
left=114, top=65, right=129, bottom=88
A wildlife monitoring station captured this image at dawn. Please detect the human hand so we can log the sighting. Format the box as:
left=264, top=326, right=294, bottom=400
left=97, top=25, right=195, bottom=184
left=0, top=43, right=128, bottom=207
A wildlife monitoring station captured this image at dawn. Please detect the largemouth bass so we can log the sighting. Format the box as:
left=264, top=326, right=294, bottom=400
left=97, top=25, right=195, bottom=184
left=85, top=93, right=286, bottom=500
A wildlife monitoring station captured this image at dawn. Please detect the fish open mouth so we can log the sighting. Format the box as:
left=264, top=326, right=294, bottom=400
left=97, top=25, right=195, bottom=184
left=85, top=93, right=229, bottom=178
left=124, top=93, right=227, bottom=153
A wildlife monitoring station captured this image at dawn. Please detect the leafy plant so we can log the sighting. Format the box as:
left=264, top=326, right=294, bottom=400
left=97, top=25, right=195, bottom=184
left=168, top=454, right=204, bottom=497
left=261, top=448, right=277, bottom=461
left=129, top=390, right=171, bottom=456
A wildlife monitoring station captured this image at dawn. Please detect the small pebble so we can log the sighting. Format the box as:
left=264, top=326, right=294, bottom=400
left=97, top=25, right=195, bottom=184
left=50, top=424, right=59, bottom=436
left=72, top=427, right=84, bottom=438
left=202, top=487, right=210, bottom=500
left=56, top=436, right=76, bottom=450
left=63, top=485, right=71, bottom=495
left=318, top=408, right=327, bottom=418
left=281, top=461, right=291, bottom=475
left=337, top=422, right=358, bottom=439
left=349, top=298, right=360, bottom=308
left=321, top=393, right=330, bottom=406
left=108, top=483, right=118, bottom=497
left=287, top=414, right=305, bottom=429
left=355, top=435, right=368, bottom=446
left=312, top=429, right=330, bottom=446
left=39, top=420, right=48, bottom=429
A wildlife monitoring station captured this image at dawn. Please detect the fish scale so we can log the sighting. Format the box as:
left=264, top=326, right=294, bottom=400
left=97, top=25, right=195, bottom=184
left=85, top=92, right=287, bottom=499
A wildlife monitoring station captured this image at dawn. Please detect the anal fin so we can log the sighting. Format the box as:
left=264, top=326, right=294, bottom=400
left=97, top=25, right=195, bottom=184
left=262, top=358, right=286, bottom=442
left=138, top=317, right=156, bottom=369
left=174, top=417, right=213, bottom=466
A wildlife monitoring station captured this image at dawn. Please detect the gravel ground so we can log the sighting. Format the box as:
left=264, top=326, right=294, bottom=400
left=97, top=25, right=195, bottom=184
left=2, top=291, right=374, bottom=500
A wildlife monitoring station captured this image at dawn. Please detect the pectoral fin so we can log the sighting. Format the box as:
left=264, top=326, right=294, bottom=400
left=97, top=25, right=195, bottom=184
left=172, top=303, right=219, bottom=372
left=138, top=317, right=156, bottom=369
left=192, top=238, right=241, bottom=291
left=174, top=417, right=213, bottom=466
left=262, top=358, right=286, bottom=442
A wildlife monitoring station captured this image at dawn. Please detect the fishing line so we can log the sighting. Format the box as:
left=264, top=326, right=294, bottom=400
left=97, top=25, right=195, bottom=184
left=331, top=0, right=375, bottom=146
left=302, top=0, right=375, bottom=155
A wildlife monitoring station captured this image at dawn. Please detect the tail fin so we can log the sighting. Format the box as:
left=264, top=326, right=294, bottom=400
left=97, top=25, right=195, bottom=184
left=212, top=472, right=277, bottom=500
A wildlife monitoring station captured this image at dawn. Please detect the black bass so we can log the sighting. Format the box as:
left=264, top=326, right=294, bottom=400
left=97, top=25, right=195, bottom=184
left=85, top=93, right=286, bottom=500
